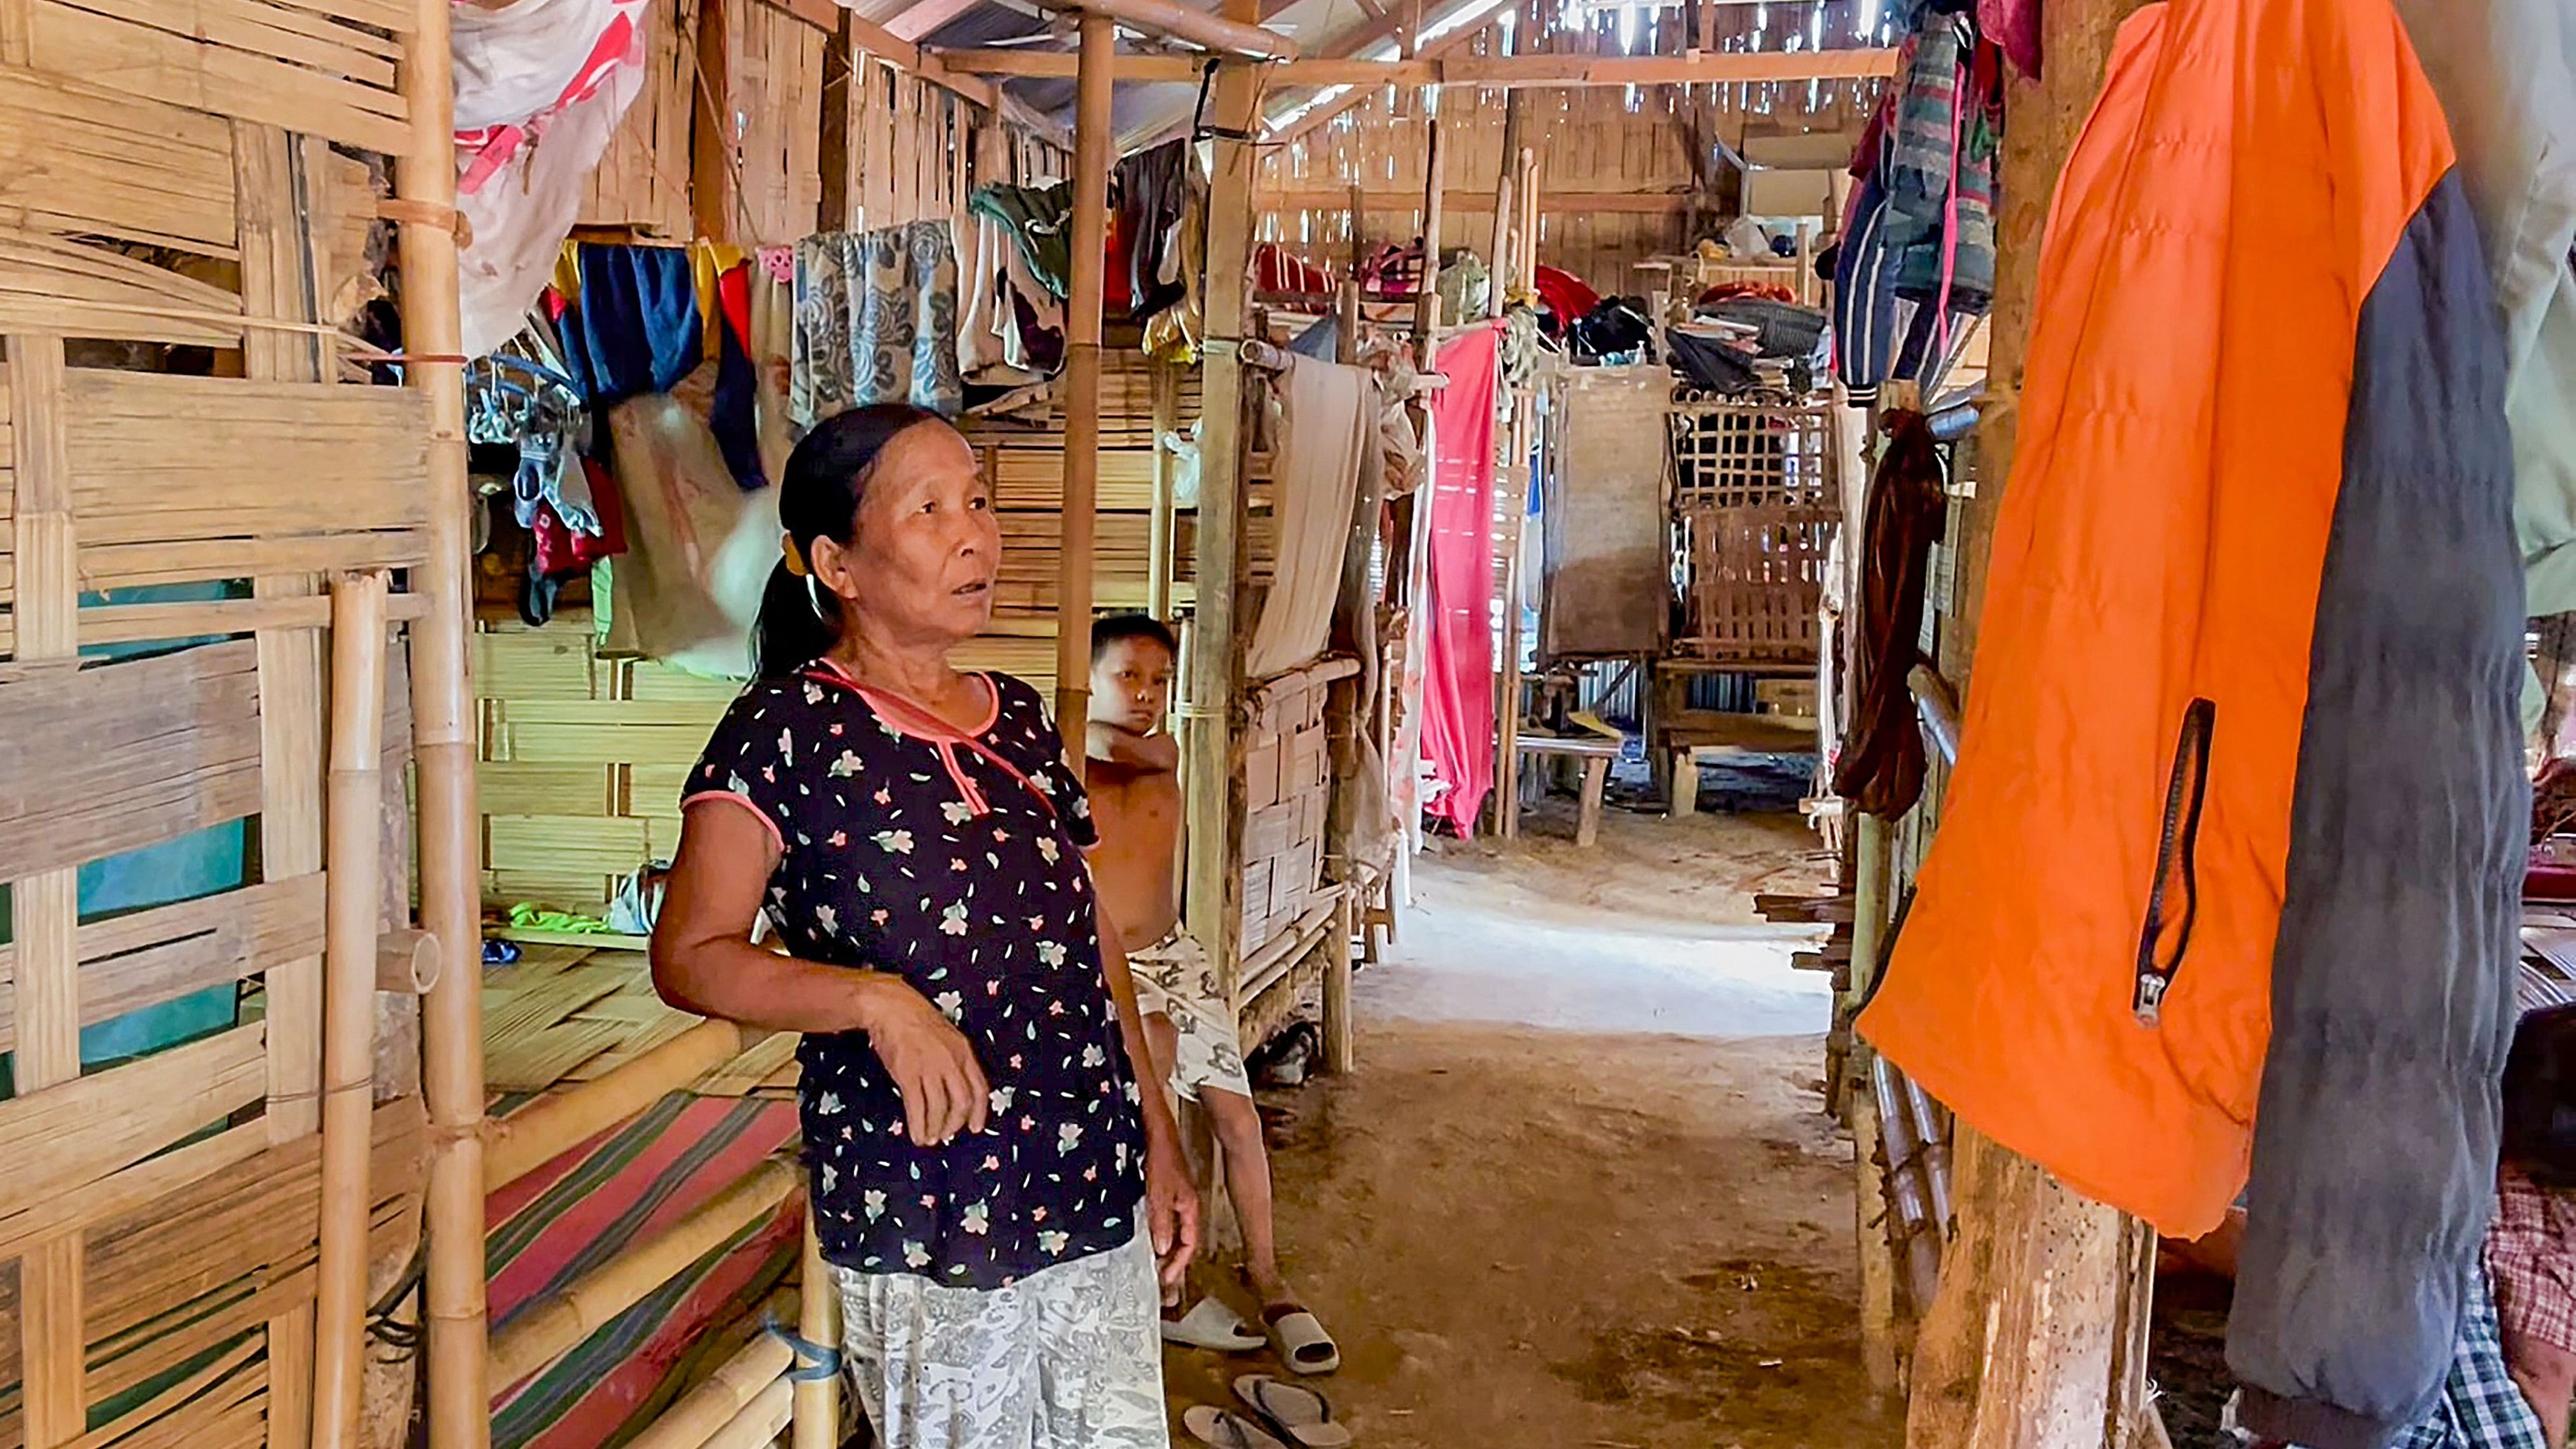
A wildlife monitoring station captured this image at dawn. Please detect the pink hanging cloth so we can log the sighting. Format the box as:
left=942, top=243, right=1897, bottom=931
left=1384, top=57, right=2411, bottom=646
left=1418, top=322, right=1504, bottom=834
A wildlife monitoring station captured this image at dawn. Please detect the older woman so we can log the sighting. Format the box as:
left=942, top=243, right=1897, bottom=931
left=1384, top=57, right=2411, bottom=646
left=650, top=404, right=1198, bottom=1449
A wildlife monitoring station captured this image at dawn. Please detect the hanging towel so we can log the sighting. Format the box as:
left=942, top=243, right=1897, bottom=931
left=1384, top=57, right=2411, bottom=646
left=1852, top=1, right=2525, bottom=1445
left=1245, top=357, right=1370, bottom=681
left=559, top=244, right=703, bottom=407
left=1418, top=325, right=1504, bottom=834
left=791, top=221, right=963, bottom=426
left=968, top=182, right=1076, bottom=301
left=747, top=261, right=797, bottom=488
left=1830, top=409, right=1945, bottom=818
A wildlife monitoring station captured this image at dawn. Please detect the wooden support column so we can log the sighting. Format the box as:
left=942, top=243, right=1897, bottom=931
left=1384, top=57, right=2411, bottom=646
left=314, top=570, right=391, bottom=1449
left=1185, top=0, right=1263, bottom=1003
left=10, top=334, right=84, bottom=1449
left=1488, top=107, right=1526, bottom=837
left=694, top=0, right=739, bottom=246
left=1056, top=7, right=1115, bottom=762
left=1900, top=1, right=2157, bottom=1446
left=1410, top=99, right=1448, bottom=368
left=396, top=0, right=491, bottom=1441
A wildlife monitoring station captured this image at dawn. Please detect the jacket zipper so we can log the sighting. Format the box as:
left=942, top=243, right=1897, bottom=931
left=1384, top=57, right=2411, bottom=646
left=2132, top=697, right=2216, bottom=1026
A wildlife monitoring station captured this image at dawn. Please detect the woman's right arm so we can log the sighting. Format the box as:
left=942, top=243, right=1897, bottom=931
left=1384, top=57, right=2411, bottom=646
left=652, top=799, right=990, bottom=1143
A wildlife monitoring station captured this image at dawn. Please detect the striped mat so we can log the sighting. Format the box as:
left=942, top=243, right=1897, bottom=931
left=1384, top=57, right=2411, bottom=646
left=488, top=1091, right=805, bottom=1449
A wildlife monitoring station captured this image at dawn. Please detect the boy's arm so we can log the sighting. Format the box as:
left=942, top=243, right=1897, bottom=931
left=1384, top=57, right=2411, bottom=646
left=1087, top=720, right=1181, bottom=773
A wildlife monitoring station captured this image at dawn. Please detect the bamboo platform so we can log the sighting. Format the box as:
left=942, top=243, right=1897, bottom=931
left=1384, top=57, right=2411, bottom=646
left=483, top=945, right=800, bottom=1098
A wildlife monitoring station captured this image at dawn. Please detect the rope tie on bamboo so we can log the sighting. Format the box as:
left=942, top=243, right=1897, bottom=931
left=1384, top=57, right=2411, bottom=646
left=764, top=1321, right=843, bottom=1381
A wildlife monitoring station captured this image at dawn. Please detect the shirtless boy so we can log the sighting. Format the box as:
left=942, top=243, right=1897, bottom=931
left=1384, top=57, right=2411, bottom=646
left=1085, top=614, right=1340, bottom=1375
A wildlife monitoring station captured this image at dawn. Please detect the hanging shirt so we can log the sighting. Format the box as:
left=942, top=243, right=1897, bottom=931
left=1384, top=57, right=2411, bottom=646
left=684, top=666, right=1146, bottom=1289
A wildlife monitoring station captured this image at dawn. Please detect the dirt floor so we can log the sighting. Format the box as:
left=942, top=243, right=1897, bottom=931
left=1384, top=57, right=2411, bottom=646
left=1164, top=787, right=1905, bottom=1449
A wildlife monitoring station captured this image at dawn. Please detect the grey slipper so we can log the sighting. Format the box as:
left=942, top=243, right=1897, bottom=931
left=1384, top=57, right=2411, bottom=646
left=1235, top=1373, right=1352, bottom=1449
left=1184, top=1406, right=1290, bottom=1449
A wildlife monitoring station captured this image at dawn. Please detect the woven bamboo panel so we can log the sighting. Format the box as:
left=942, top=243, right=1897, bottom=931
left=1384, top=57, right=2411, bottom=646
left=0, top=67, right=238, bottom=250
left=478, top=614, right=1101, bottom=910
left=0, top=640, right=265, bottom=882
left=580, top=0, right=698, bottom=236
left=1239, top=666, right=1333, bottom=957
left=0, top=227, right=247, bottom=346
left=0, top=873, right=326, bottom=1055
left=728, top=0, right=825, bottom=247
left=22, top=0, right=412, bottom=156
left=66, top=371, right=430, bottom=548
left=1668, top=399, right=1838, bottom=664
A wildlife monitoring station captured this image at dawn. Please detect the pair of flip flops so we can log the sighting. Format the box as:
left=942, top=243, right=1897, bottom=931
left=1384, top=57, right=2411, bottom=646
left=1161, top=1298, right=1341, bottom=1375
left=1183, top=1375, right=1349, bottom=1449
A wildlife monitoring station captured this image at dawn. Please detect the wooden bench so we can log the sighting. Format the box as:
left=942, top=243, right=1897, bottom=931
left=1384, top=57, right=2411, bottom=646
left=1509, top=733, right=1622, bottom=846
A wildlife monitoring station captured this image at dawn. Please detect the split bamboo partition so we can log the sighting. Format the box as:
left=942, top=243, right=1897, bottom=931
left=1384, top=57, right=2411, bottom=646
left=0, top=6, right=463, bottom=1448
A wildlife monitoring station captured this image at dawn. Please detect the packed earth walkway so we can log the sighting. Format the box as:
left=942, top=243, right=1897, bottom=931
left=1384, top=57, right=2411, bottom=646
left=1163, top=797, right=1904, bottom=1449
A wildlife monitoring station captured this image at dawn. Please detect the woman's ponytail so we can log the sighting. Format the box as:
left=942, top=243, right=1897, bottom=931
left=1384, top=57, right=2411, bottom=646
left=751, top=402, right=948, bottom=677
left=753, top=558, right=842, bottom=679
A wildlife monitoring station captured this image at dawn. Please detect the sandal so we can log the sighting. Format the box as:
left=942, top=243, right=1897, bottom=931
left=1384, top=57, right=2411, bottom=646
left=1183, top=1406, right=1289, bottom=1449
left=1163, top=1297, right=1268, bottom=1352
left=1235, top=1374, right=1352, bottom=1448
left=1264, top=1304, right=1342, bottom=1376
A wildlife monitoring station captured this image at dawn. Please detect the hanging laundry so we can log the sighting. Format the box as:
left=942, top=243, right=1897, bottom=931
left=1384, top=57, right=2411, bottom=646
left=558, top=244, right=704, bottom=408
left=792, top=221, right=964, bottom=426
left=1418, top=324, right=1504, bottom=834
left=2387, top=0, right=2576, bottom=730
left=1142, top=186, right=1207, bottom=365
left=1978, top=0, right=2041, bottom=76
left=709, top=260, right=765, bottom=490
left=746, top=255, right=798, bottom=489
left=451, top=0, right=648, bottom=358
left=596, top=392, right=783, bottom=680
left=1244, top=357, right=1371, bottom=680
left=968, top=182, right=1075, bottom=301
left=1855, top=3, right=2524, bottom=1446
left=1436, top=249, right=1491, bottom=326
left=1115, top=138, right=1191, bottom=320
left=1531, top=265, right=1601, bottom=332
left=1830, top=409, right=1945, bottom=818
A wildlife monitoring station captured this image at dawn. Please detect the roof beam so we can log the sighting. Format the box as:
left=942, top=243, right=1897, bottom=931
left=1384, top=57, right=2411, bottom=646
left=1265, top=185, right=1713, bottom=213
left=931, top=45, right=1895, bottom=85
left=885, top=0, right=991, bottom=41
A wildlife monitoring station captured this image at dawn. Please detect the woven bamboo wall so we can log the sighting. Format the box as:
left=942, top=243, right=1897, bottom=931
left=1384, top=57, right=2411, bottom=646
left=0, top=11, right=435, bottom=1445
left=1254, top=4, right=1885, bottom=297
left=580, top=1, right=1068, bottom=247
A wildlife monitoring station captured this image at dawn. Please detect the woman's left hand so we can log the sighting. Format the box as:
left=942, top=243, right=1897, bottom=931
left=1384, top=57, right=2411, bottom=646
left=1146, top=1127, right=1201, bottom=1291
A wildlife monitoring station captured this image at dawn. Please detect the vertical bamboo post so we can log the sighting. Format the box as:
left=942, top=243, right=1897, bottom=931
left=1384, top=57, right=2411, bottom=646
left=396, top=1, right=491, bottom=1443
left=314, top=570, right=392, bottom=1448
left=1488, top=104, right=1526, bottom=838
left=1900, top=0, right=2157, bottom=1444
left=1411, top=99, right=1447, bottom=370
left=10, top=334, right=84, bottom=1449
left=1057, top=6, right=1116, bottom=764
left=1186, top=0, right=1263, bottom=1002
left=791, top=1216, right=840, bottom=1449
left=1148, top=359, right=1179, bottom=621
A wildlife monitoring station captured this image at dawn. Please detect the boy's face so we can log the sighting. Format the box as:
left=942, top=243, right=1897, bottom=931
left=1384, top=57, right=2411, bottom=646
left=1090, top=636, right=1174, bottom=736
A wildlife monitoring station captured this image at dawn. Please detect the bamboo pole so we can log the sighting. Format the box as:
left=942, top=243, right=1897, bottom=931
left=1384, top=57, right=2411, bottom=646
left=1184, top=0, right=1262, bottom=1002
left=790, top=1216, right=841, bottom=1449
left=1488, top=104, right=1525, bottom=838
left=1058, top=0, right=1296, bottom=57
left=627, top=1293, right=797, bottom=1449
left=10, top=334, right=85, bottom=1449
left=483, top=1020, right=758, bottom=1192
left=313, top=569, right=392, bottom=1449
left=376, top=928, right=441, bottom=995
left=488, top=1160, right=801, bottom=1390
left=1147, top=360, right=1179, bottom=621
left=1410, top=99, right=1448, bottom=370
left=1055, top=7, right=1116, bottom=765
left=394, top=0, right=489, bottom=1441
left=702, top=1378, right=796, bottom=1449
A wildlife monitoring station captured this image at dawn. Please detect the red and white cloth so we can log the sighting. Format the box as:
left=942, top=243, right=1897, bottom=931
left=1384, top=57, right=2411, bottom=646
left=453, top=0, right=649, bottom=195
left=2488, top=1167, right=2576, bottom=1352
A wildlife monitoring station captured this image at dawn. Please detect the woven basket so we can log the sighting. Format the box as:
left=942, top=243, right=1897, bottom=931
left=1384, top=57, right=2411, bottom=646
left=1667, top=396, right=1840, bottom=665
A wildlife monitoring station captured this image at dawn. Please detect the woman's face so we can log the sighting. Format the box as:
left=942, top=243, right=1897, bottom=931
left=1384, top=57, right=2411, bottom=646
left=811, top=422, right=999, bottom=648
